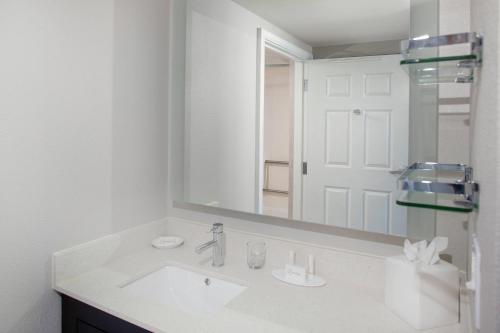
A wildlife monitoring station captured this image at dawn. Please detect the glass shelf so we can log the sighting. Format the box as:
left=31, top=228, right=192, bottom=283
left=400, top=32, right=482, bottom=85
left=397, top=191, right=474, bottom=213
left=396, top=162, right=478, bottom=213
left=401, top=32, right=481, bottom=56
left=401, top=55, right=478, bottom=85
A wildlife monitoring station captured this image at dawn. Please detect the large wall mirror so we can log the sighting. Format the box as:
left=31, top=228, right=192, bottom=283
left=181, top=0, right=442, bottom=239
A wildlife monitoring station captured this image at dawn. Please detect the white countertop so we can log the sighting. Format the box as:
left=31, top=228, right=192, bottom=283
left=53, top=218, right=471, bottom=333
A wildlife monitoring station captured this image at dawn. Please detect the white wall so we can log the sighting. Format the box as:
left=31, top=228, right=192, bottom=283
left=185, top=0, right=311, bottom=213
left=470, top=0, right=500, bottom=331
left=0, top=1, right=169, bottom=332
left=112, top=0, right=169, bottom=230
left=264, top=66, right=291, bottom=164
left=167, top=0, right=187, bottom=209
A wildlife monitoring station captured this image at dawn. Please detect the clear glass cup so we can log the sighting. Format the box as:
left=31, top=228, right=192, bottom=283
left=247, top=241, right=267, bottom=269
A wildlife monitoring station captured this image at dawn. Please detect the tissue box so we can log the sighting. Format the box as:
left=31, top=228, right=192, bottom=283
left=385, top=255, right=459, bottom=330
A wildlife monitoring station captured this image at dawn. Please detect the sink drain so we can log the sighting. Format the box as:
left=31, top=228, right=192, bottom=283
left=204, top=278, right=211, bottom=286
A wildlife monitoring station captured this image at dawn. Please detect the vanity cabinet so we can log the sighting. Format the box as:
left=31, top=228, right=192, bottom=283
left=61, top=295, right=151, bottom=333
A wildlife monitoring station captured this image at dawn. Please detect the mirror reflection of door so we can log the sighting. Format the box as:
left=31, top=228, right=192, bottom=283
left=260, top=50, right=410, bottom=235
left=302, top=56, right=409, bottom=235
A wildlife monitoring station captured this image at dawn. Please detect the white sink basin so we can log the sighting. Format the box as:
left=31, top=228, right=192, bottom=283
left=122, top=265, right=247, bottom=316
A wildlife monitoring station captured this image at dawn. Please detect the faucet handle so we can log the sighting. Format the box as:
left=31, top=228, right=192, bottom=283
left=208, top=223, right=223, bottom=234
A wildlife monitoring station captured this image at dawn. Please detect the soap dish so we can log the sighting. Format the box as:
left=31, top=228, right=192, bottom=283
left=272, top=269, right=326, bottom=287
left=151, top=236, right=184, bottom=249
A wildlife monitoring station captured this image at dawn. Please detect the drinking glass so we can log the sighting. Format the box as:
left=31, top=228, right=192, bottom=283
left=247, top=241, right=267, bottom=269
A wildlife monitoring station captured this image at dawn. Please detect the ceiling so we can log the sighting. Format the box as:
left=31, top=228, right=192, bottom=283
left=232, top=0, right=410, bottom=47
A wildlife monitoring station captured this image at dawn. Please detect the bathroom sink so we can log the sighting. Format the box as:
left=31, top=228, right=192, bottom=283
left=122, top=265, right=247, bottom=316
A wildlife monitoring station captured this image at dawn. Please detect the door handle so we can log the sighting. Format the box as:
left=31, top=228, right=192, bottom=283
left=389, top=169, right=405, bottom=175
left=353, top=109, right=362, bottom=115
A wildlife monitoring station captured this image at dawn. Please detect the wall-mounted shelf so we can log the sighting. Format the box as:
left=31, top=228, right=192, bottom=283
left=397, top=192, right=473, bottom=213
left=401, top=55, right=477, bottom=85
left=396, top=162, right=479, bottom=213
left=400, top=33, right=482, bottom=85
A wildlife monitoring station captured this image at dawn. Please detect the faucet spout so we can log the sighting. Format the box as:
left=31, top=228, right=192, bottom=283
left=195, top=240, right=217, bottom=254
left=194, top=223, right=225, bottom=267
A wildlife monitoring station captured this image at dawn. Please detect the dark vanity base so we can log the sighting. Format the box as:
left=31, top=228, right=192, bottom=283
left=61, top=294, right=151, bottom=333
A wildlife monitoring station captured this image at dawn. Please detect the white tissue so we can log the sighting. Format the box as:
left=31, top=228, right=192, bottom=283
left=429, top=237, right=449, bottom=265
left=420, top=241, right=436, bottom=265
left=404, top=239, right=426, bottom=262
left=403, top=237, right=448, bottom=265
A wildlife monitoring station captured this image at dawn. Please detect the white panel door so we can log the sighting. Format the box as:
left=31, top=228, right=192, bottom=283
left=302, top=55, right=408, bottom=236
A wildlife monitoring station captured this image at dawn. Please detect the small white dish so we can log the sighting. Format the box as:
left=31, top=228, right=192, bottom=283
left=272, top=269, right=326, bottom=287
left=152, top=236, right=184, bottom=249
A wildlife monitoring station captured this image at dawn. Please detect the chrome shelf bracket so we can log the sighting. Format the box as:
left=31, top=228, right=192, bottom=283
left=398, top=162, right=479, bottom=210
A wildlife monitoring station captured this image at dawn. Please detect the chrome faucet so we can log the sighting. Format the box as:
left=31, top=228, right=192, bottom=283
left=195, top=223, right=225, bottom=267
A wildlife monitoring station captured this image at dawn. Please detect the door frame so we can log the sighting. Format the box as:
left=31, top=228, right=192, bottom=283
left=255, top=28, right=313, bottom=216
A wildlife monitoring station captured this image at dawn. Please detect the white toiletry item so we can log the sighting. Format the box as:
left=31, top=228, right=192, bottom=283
left=151, top=236, right=184, bottom=249
left=272, top=252, right=326, bottom=287
left=272, top=268, right=326, bottom=287
left=308, top=254, right=315, bottom=275
left=288, top=250, right=295, bottom=265
left=285, top=264, right=307, bottom=283
left=385, top=255, right=459, bottom=330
